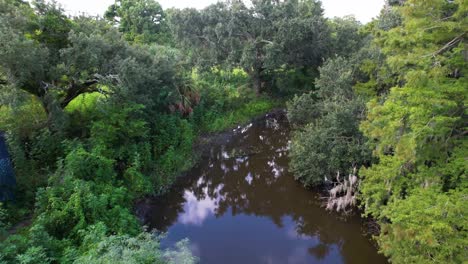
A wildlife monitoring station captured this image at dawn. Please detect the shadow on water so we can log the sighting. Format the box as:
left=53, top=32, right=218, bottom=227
left=137, top=111, right=388, bottom=264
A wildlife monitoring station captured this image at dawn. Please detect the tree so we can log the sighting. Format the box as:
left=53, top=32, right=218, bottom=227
left=105, top=0, right=170, bottom=44
left=0, top=2, right=106, bottom=122
left=77, top=224, right=197, bottom=264
left=288, top=57, right=371, bottom=187
left=329, top=16, right=364, bottom=57
left=358, top=0, right=467, bottom=262
left=0, top=1, right=183, bottom=127
left=170, top=0, right=330, bottom=94
left=0, top=2, right=198, bottom=263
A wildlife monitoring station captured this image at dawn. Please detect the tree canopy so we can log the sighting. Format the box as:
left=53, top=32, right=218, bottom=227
left=0, top=0, right=184, bottom=128
left=358, top=1, right=467, bottom=262
left=170, top=0, right=331, bottom=93
left=105, top=0, right=171, bottom=44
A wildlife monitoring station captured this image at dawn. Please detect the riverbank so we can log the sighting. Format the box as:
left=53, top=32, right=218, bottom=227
left=194, top=108, right=286, bottom=157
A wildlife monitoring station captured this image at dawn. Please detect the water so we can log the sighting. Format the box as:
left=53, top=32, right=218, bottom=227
left=137, top=111, right=387, bottom=264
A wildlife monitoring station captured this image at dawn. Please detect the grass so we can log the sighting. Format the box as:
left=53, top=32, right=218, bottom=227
left=65, top=92, right=104, bottom=113
left=203, top=97, right=280, bottom=133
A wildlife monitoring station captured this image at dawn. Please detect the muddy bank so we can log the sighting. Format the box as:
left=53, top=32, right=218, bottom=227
left=193, top=108, right=287, bottom=158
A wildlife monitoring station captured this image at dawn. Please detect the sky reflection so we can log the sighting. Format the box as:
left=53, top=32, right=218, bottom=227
left=178, top=184, right=224, bottom=226
left=141, top=113, right=387, bottom=264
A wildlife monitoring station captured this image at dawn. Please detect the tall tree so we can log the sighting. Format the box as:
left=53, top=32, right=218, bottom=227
left=329, top=16, right=364, bottom=57
left=358, top=0, right=467, bottom=262
left=0, top=1, right=183, bottom=127
left=105, top=0, right=170, bottom=44
left=0, top=3, right=118, bottom=124
left=170, top=0, right=330, bottom=94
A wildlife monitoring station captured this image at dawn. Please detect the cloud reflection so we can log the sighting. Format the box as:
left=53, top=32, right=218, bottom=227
left=268, top=159, right=284, bottom=178
left=179, top=185, right=224, bottom=226
left=245, top=172, right=253, bottom=185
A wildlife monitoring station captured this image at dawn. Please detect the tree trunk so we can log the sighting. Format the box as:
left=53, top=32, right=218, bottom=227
left=253, top=72, right=262, bottom=96
left=248, top=67, right=263, bottom=96
left=39, top=95, right=65, bottom=131
left=247, top=45, right=265, bottom=96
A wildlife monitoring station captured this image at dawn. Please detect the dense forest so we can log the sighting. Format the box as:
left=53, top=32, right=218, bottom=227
left=0, top=0, right=466, bottom=263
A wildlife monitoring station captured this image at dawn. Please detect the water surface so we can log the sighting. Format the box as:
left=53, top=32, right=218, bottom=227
left=138, top=112, right=387, bottom=264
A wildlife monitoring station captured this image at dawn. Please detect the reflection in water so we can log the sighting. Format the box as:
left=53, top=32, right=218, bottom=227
left=268, top=159, right=284, bottom=178
left=179, top=184, right=223, bottom=226
left=137, top=111, right=387, bottom=264
left=245, top=172, right=253, bottom=185
left=286, top=222, right=312, bottom=241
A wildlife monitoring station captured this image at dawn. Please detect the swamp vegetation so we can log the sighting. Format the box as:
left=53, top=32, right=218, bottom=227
left=0, top=0, right=466, bottom=263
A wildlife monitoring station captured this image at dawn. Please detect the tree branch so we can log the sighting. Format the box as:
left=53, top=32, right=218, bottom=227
left=59, top=74, right=119, bottom=109
left=423, top=32, right=466, bottom=58
left=59, top=79, right=99, bottom=109
left=257, top=39, right=273, bottom=45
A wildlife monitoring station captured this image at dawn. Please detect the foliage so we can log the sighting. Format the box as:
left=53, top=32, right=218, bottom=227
left=105, top=0, right=171, bottom=44
left=357, top=0, right=468, bottom=262
left=0, top=1, right=280, bottom=262
left=378, top=188, right=467, bottom=264
left=329, top=16, right=364, bottom=57
left=77, top=228, right=199, bottom=264
left=170, top=0, right=330, bottom=94
left=288, top=57, right=371, bottom=187
left=75, top=223, right=195, bottom=264
left=76, top=224, right=164, bottom=264
left=202, top=98, right=276, bottom=133
left=269, top=67, right=318, bottom=97
left=191, top=69, right=278, bottom=133
left=289, top=98, right=370, bottom=187
left=0, top=101, right=199, bottom=262
left=0, top=0, right=183, bottom=129
left=0, top=203, right=9, bottom=238
left=5, top=0, right=465, bottom=263
left=0, top=2, right=293, bottom=264
left=286, top=92, right=319, bottom=126
left=151, top=114, right=195, bottom=191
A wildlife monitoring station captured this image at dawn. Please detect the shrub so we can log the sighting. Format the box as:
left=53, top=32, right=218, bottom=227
left=289, top=101, right=371, bottom=187
left=288, top=57, right=371, bottom=187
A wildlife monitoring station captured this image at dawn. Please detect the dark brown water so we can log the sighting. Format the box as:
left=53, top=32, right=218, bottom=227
left=137, top=111, right=387, bottom=264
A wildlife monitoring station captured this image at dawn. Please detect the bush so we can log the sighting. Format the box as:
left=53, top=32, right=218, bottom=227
left=76, top=223, right=197, bottom=264
left=269, top=67, right=317, bottom=97
left=288, top=57, right=371, bottom=187
left=151, top=114, right=195, bottom=191
left=286, top=92, right=319, bottom=127
left=289, top=101, right=371, bottom=187
left=190, top=68, right=277, bottom=133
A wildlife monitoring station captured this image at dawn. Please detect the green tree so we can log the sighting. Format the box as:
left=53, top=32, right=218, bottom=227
left=105, top=0, right=170, bottom=44
left=0, top=1, right=183, bottom=127
left=358, top=0, right=467, bottom=262
left=329, top=16, right=364, bottom=57
left=0, top=2, right=111, bottom=123
left=77, top=224, right=197, bottom=264
left=288, top=57, right=371, bottom=187
left=170, top=0, right=330, bottom=94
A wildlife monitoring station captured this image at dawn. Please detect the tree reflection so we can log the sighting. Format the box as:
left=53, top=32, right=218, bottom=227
left=137, top=113, right=385, bottom=263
